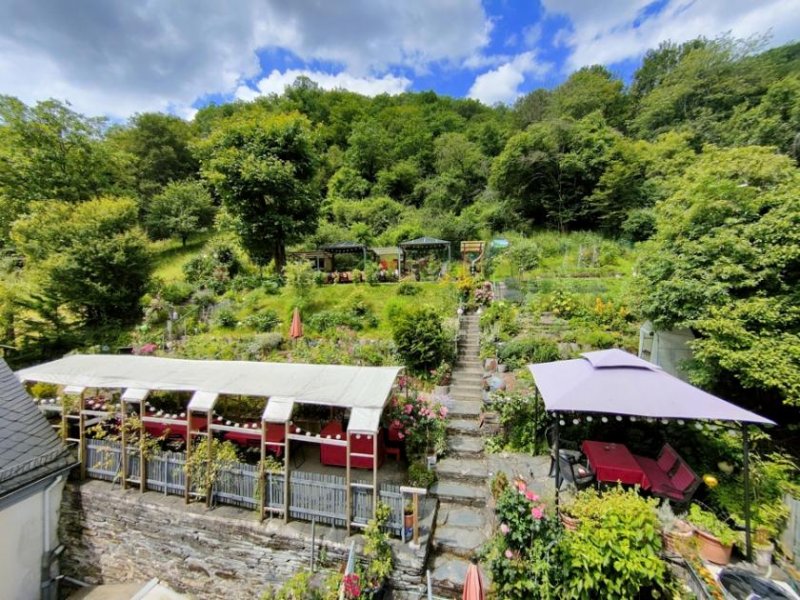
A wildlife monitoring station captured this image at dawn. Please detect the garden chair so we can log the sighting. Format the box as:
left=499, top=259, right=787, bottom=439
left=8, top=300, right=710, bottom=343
left=545, top=425, right=583, bottom=477
left=556, top=452, right=595, bottom=490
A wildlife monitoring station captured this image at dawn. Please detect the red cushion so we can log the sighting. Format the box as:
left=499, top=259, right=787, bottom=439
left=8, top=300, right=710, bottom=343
left=651, top=481, right=685, bottom=500
left=657, top=446, right=679, bottom=473
left=670, top=463, right=696, bottom=492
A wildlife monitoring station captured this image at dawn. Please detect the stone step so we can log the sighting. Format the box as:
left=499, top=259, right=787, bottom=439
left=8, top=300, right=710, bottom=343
left=455, top=360, right=483, bottom=369
left=446, top=419, right=483, bottom=437
left=427, top=553, right=470, bottom=597
left=435, top=457, right=489, bottom=485
left=433, top=504, right=490, bottom=557
left=449, top=395, right=482, bottom=407
left=450, top=375, right=483, bottom=386
left=450, top=383, right=482, bottom=392
left=448, top=435, right=484, bottom=458
left=429, top=480, right=487, bottom=507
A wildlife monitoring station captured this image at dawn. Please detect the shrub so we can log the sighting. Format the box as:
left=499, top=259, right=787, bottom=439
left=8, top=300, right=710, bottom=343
left=559, top=487, right=666, bottom=598
left=214, top=307, right=237, bottom=329
left=246, top=333, right=284, bottom=358
left=161, top=281, right=194, bottom=304
left=687, top=505, right=738, bottom=546
left=392, top=307, right=449, bottom=374
left=397, top=281, right=420, bottom=296
left=622, top=208, right=656, bottom=242
left=490, top=391, right=548, bottom=454
left=283, top=261, right=316, bottom=302
left=30, top=382, right=58, bottom=399
left=497, top=337, right=560, bottom=370
left=408, top=461, right=436, bottom=488
left=244, top=309, right=280, bottom=332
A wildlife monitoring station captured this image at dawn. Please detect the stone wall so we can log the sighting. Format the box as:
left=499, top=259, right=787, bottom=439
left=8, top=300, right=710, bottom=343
left=59, top=480, right=431, bottom=599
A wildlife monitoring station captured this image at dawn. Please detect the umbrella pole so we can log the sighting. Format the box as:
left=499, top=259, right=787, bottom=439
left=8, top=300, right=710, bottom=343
left=554, top=412, right=561, bottom=516
left=742, top=423, right=752, bottom=561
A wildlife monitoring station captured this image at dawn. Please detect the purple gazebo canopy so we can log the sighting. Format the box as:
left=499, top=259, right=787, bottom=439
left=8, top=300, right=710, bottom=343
left=528, top=349, right=774, bottom=425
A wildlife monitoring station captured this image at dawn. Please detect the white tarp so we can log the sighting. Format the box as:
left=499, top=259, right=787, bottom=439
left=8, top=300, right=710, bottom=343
left=348, top=407, right=383, bottom=433
left=17, top=355, right=402, bottom=432
left=263, top=397, right=294, bottom=423
left=121, top=388, right=150, bottom=403
left=187, top=390, right=218, bottom=413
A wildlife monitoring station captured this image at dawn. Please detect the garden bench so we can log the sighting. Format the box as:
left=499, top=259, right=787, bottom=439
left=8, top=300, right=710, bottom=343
left=633, top=443, right=701, bottom=505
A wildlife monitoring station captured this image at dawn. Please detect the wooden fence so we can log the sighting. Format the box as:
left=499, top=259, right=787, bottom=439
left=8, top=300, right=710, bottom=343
left=783, top=493, right=800, bottom=568
left=85, top=440, right=404, bottom=534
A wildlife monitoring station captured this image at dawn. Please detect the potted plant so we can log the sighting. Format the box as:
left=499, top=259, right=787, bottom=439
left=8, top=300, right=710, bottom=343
left=361, top=502, right=394, bottom=599
left=688, top=505, right=737, bottom=565
left=754, top=526, right=775, bottom=569
left=403, top=499, right=415, bottom=536
left=431, top=361, right=451, bottom=395
left=657, top=501, right=694, bottom=554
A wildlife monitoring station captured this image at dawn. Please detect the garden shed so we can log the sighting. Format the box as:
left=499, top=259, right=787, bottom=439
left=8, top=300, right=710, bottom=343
left=528, top=349, right=774, bottom=559
left=399, top=236, right=451, bottom=276
left=17, top=355, right=404, bottom=530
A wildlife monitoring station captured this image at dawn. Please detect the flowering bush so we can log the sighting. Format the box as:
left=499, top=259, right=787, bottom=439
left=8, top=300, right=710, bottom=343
left=342, top=573, right=361, bottom=599
left=430, top=361, right=452, bottom=386
left=474, top=281, right=493, bottom=306
left=482, top=479, right=562, bottom=599
left=384, top=392, right=447, bottom=459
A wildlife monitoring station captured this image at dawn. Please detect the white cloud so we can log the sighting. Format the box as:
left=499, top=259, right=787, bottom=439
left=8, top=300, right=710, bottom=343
left=236, top=69, right=411, bottom=100
left=0, top=0, right=490, bottom=119
left=467, top=52, right=550, bottom=105
left=542, top=0, right=800, bottom=69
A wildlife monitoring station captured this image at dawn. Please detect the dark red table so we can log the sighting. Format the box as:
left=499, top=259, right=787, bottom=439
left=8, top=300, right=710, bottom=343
left=582, top=440, right=651, bottom=489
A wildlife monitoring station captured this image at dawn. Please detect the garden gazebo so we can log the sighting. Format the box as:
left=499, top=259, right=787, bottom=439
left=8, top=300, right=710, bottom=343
left=528, top=349, right=774, bottom=559
left=17, top=354, right=402, bottom=530
left=319, top=241, right=370, bottom=266
left=399, top=236, right=451, bottom=275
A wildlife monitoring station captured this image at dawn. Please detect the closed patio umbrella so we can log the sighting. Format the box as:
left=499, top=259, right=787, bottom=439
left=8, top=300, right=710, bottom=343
left=462, top=561, right=485, bottom=600
left=290, top=307, right=303, bottom=340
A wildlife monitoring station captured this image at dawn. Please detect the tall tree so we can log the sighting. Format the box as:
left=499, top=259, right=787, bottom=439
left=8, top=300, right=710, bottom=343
left=197, top=109, right=319, bottom=270
left=145, top=180, right=216, bottom=245
left=636, top=146, right=800, bottom=411
left=11, top=197, right=151, bottom=325
left=549, top=66, right=626, bottom=127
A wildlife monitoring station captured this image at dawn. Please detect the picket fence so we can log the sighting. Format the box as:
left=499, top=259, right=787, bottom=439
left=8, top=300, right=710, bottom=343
left=85, top=439, right=403, bottom=534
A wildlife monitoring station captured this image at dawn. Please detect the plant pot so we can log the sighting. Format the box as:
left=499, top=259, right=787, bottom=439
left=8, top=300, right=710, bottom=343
left=498, top=364, right=508, bottom=373
left=560, top=512, right=580, bottom=531
left=485, top=358, right=497, bottom=371
left=695, top=529, right=733, bottom=565
left=754, top=543, right=774, bottom=569
left=662, top=520, right=694, bottom=554
left=404, top=512, right=415, bottom=529
left=434, top=384, right=450, bottom=396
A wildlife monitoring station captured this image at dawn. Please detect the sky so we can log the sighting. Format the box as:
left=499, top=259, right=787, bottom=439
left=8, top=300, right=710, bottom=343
left=1, top=0, right=799, bottom=120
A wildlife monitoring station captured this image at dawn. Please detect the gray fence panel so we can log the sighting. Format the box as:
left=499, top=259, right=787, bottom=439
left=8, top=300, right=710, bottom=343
left=126, top=446, right=140, bottom=484
left=213, top=461, right=258, bottom=509
left=289, top=471, right=347, bottom=527
left=86, top=439, right=122, bottom=482
left=146, top=451, right=186, bottom=496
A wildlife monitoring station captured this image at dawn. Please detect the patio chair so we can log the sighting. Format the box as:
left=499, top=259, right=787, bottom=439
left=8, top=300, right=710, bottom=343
left=556, top=452, right=595, bottom=491
left=545, top=425, right=583, bottom=477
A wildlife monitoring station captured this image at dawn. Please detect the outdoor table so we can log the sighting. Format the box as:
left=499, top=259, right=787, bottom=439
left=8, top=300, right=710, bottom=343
left=581, top=440, right=651, bottom=489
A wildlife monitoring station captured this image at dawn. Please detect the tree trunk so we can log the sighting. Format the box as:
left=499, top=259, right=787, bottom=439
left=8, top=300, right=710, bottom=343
left=274, top=238, right=287, bottom=273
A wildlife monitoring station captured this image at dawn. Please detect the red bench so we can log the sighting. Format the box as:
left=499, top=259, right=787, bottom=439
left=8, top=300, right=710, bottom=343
left=633, top=443, right=701, bottom=506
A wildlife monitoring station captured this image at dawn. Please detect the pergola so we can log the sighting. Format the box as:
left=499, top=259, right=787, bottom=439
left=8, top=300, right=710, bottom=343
left=17, top=355, right=402, bottom=528
left=528, top=349, right=774, bottom=559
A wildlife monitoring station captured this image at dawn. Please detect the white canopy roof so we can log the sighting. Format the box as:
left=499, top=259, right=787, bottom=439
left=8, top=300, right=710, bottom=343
left=121, top=388, right=150, bottom=403
left=262, top=397, right=295, bottom=423
left=18, top=355, right=402, bottom=433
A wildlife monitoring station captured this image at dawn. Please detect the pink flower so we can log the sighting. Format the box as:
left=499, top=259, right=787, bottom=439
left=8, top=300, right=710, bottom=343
left=392, top=419, right=401, bottom=429
left=439, top=406, right=448, bottom=418
left=504, top=549, right=514, bottom=560
left=525, top=490, right=539, bottom=502
left=398, top=432, right=404, bottom=440
left=500, top=523, right=510, bottom=535
left=404, top=404, right=413, bottom=414
left=531, top=506, right=543, bottom=520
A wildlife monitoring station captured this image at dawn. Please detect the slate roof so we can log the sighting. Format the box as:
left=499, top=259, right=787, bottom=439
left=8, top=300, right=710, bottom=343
left=399, top=236, right=450, bottom=247
left=0, top=359, right=74, bottom=498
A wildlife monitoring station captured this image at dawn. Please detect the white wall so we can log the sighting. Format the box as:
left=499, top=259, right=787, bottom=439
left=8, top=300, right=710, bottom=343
left=0, top=479, right=64, bottom=600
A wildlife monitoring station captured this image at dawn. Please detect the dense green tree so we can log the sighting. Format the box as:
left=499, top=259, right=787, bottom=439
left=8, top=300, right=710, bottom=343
left=392, top=307, right=449, bottom=373
left=197, top=109, right=319, bottom=270
left=636, top=146, right=800, bottom=409
left=549, top=66, right=626, bottom=127
left=11, top=197, right=151, bottom=325
left=345, top=119, right=390, bottom=182
left=108, top=112, right=198, bottom=198
left=375, top=159, right=420, bottom=204
left=144, top=180, right=216, bottom=245
left=513, top=89, right=552, bottom=129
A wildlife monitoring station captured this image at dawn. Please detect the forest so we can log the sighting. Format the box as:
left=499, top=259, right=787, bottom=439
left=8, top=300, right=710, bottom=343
left=1, top=35, right=799, bottom=423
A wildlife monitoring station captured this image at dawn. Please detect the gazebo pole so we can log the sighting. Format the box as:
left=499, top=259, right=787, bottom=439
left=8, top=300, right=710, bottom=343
left=553, top=412, right=561, bottom=516
left=78, top=390, right=86, bottom=480
left=139, top=412, right=146, bottom=493
left=259, top=420, right=266, bottom=522
left=185, top=415, right=192, bottom=504
left=284, top=420, right=291, bottom=524
left=121, top=401, right=128, bottom=490
left=742, top=423, right=752, bottom=561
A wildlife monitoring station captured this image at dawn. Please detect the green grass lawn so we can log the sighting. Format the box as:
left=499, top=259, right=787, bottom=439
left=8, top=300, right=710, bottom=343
left=151, top=232, right=214, bottom=282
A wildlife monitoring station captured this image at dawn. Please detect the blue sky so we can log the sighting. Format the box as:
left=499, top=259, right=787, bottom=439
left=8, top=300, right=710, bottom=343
left=1, top=0, right=799, bottom=119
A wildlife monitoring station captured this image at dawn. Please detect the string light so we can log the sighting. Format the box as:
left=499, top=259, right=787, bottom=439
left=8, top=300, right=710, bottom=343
left=559, top=420, right=565, bottom=426
left=335, top=434, right=341, bottom=440
left=661, top=419, right=669, bottom=425
left=677, top=420, right=685, bottom=425
left=586, top=416, right=593, bottom=422
left=695, top=423, right=703, bottom=430
left=572, top=418, right=580, bottom=425
left=630, top=416, right=637, bottom=422
left=601, top=417, right=608, bottom=423
left=616, top=416, right=622, bottom=422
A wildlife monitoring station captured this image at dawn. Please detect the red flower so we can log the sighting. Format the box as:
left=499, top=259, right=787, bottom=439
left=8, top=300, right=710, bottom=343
left=343, top=573, right=361, bottom=599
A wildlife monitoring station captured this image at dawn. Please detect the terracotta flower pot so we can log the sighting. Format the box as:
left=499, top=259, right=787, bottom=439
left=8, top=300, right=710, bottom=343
left=560, top=512, right=580, bottom=531
left=662, top=521, right=694, bottom=554
left=695, top=529, right=733, bottom=565
left=404, top=512, right=415, bottom=529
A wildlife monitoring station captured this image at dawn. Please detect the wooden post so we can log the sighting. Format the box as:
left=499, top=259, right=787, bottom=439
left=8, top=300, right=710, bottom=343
left=139, top=410, right=146, bottom=493
left=120, top=400, right=128, bottom=490
left=554, top=412, right=561, bottom=516
left=78, top=391, right=86, bottom=480
left=259, top=420, right=266, bottom=521
left=372, top=432, right=378, bottom=518
left=284, top=421, right=291, bottom=524
left=345, top=433, right=352, bottom=535
left=206, top=416, right=213, bottom=507
left=185, top=411, right=192, bottom=504
left=413, top=492, right=420, bottom=545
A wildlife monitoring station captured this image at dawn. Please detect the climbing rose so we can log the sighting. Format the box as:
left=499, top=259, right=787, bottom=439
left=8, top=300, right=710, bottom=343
left=525, top=490, right=539, bottom=502
left=504, top=549, right=514, bottom=559
left=398, top=432, right=404, bottom=440
left=500, top=523, right=510, bottom=535
left=404, top=403, right=413, bottom=414
left=439, top=406, right=448, bottom=418
left=531, top=506, right=544, bottom=520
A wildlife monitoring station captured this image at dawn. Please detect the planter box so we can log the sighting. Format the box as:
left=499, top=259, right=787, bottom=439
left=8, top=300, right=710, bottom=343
left=662, top=520, right=695, bottom=554
left=695, top=529, right=733, bottom=565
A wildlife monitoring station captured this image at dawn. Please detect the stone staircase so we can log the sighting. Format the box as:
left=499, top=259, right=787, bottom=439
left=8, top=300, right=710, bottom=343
left=427, top=314, right=493, bottom=597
